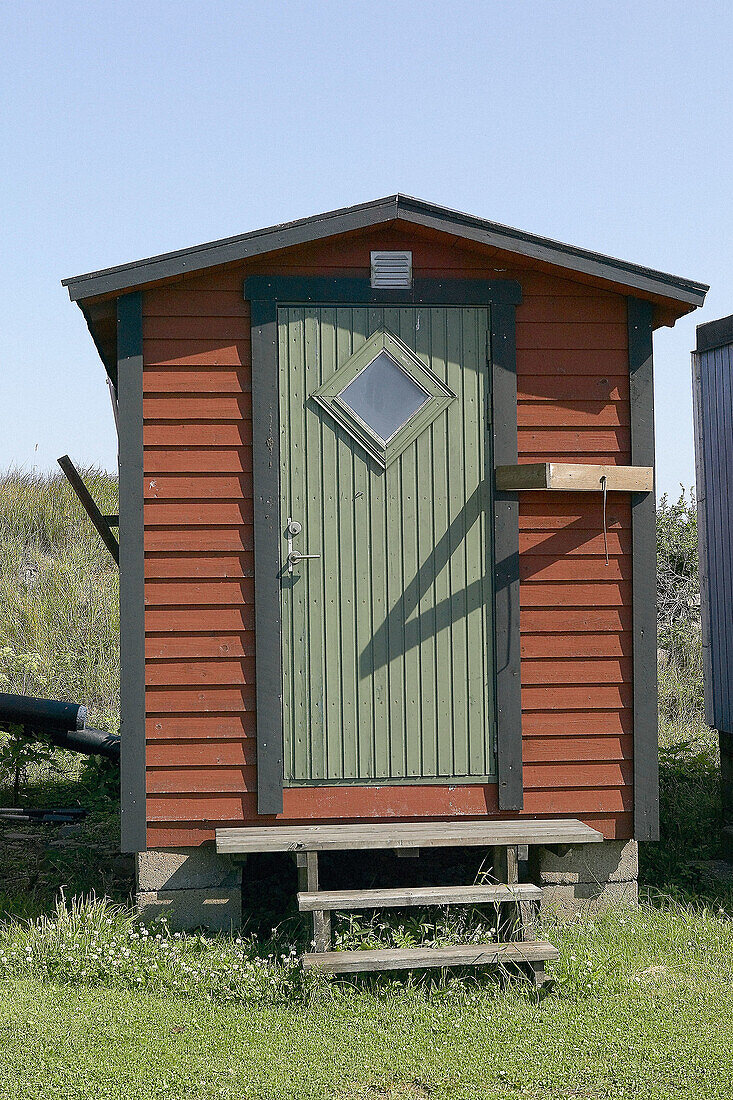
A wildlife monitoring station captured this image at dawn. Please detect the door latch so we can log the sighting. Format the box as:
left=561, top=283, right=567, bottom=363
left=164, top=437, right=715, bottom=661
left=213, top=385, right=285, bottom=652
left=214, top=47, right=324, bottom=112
left=286, top=518, right=321, bottom=573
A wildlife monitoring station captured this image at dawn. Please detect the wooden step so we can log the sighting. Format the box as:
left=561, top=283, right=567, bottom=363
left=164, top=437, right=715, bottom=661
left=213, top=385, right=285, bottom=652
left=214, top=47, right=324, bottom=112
left=302, top=939, right=559, bottom=974
left=298, top=883, right=541, bottom=911
left=217, top=818, right=602, bottom=855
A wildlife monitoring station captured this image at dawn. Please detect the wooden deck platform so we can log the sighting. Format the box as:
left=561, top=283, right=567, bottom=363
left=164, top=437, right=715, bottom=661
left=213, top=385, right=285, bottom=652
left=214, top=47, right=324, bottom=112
left=216, top=818, right=603, bottom=855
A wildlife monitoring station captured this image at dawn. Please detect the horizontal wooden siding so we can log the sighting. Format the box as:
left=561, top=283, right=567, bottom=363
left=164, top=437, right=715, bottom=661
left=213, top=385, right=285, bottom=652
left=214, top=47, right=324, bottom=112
left=142, top=230, right=633, bottom=846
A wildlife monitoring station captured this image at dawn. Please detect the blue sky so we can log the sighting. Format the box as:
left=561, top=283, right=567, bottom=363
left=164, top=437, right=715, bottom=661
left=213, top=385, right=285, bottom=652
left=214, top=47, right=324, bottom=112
left=1, top=0, right=731, bottom=498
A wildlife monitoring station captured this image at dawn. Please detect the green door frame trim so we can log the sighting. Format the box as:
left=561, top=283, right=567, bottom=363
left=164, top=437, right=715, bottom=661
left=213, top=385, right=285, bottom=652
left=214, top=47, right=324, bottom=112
left=246, top=276, right=523, bottom=816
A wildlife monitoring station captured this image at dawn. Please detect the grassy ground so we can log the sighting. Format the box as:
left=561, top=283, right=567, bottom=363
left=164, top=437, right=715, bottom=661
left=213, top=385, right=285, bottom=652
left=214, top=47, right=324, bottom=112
left=1, top=903, right=732, bottom=1100
left=0, top=473, right=731, bottom=1097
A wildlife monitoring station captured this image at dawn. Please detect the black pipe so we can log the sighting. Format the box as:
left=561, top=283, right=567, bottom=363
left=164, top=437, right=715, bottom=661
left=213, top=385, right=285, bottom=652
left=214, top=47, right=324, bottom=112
left=0, top=692, right=120, bottom=762
left=0, top=692, right=86, bottom=733
left=50, top=726, right=120, bottom=761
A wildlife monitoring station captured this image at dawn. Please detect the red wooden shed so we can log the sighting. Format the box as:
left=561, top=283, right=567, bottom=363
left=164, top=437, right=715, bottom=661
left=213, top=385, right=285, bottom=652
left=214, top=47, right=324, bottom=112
left=64, top=197, right=706, bottom=962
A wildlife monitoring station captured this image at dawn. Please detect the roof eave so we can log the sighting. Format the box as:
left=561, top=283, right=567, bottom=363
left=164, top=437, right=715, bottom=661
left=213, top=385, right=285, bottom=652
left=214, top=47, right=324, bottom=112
left=62, top=193, right=708, bottom=310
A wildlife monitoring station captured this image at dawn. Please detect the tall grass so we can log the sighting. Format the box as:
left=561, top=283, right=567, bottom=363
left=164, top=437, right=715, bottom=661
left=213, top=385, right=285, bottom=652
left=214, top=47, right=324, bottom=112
left=0, top=468, right=119, bottom=730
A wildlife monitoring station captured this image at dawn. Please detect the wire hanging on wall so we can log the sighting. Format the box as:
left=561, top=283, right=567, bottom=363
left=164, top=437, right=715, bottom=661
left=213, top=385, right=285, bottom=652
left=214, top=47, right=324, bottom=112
left=600, top=474, right=609, bottom=566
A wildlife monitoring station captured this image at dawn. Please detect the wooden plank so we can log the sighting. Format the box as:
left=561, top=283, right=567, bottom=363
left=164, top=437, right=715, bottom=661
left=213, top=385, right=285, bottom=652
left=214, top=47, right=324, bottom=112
left=144, top=474, right=253, bottom=499
left=521, top=711, right=631, bottom=735
left=298, top=883, right=541, bottom=911
left=144, top=289, right=250, bottom=316
left=215, top=818, right=602, bottom=854
left=518, top=403, right=629, bottom=428
left=143, top=340, right=250, bottom=367
left=145, top=607, right=254, bottom=632
left=146, top=740, right=255, bottom=767
left=520, top=633, right=631, bottom=658
left=146, top=685, right=255, bottom=713
left=147, top=766, right=255, bottom=794
left=525, top=761, right=632, bottom=788
left=57, top=455, right=119, bottom=564
left=517, top=296, right=626, bottom=324
left=145, top=658, right=255, bottom=686
left=518, top=499, right=631, bottom=528
left=521, top=658, right=631, bottom=685
left=145, top=632, right=254, bottom=659
left=144, top=553, right=252, bottom=579
left=521, top=684, right=632, bottom=710
left=143, top=370, right=250, bottom=394
left=519, top=529, right=630, bottom=555
left=144, top=447, right=252, bottom=474
left=143, top=316, right=250, bottom=340
left=519, top=556, right=630, bottom=583
left=144, top=579, right=253, bottom=606
left=520, top=608, right=631, bottom=632
left=515, top=322, right=627, bottom=350
left=517, top=348, right=630, bottom=375
left=144, top=422, right=251, bottom=447
left=522, top=734, right=632, bottom=763
left=145, top=527, right=253, bottom=553
left=145, top=715, right=255, bottom=738
left=144, top=395, right=251, bottom=420
left=518, top=427, right=631, bottom=455
left=521, top=582, right=630, bottom=608
left=144, top=502, right=251, bottom=525
left=496, top=463, right=652, bottom=492
left=301, top=940, right=559, bottom=973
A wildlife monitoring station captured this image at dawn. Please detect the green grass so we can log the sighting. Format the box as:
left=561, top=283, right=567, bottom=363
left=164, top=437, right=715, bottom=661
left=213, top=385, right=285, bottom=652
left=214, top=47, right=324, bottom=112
left=1, top=472, right=732, bottom=1097
left=0, top=467, right=119, bottom=730
left=1, top=903, right=732, bottom=1099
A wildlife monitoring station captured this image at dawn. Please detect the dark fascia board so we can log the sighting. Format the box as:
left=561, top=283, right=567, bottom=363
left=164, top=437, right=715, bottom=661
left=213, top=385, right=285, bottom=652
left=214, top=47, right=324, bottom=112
left=696, top=312, right=733, bottom=353
left=62, top=194, right=708, bottom=309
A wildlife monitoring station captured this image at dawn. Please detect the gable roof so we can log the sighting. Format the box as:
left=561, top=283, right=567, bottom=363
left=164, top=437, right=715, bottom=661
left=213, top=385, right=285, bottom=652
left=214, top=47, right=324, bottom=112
left=63, top=193, right=708, bottom=308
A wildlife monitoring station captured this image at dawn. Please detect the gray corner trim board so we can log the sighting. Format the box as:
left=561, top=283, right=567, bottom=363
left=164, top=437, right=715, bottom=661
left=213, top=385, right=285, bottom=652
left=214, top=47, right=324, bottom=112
left=245, top=275, right=523, bottom=816
left=117, top=291, right=147, bottom=853
left=490, top=302, right=523, bottom=810
left=63, top=194, right=707, bottom=308
left=691, top=352, right=715, bottom=727
left=628, top=297, right=659, bottom=841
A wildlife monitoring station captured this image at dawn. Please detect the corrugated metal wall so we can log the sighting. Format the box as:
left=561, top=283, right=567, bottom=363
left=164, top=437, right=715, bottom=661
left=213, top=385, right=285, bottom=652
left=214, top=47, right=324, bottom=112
left=693, top=337, right=733, bottom=734
left=141, top=228, right=634, bottom=846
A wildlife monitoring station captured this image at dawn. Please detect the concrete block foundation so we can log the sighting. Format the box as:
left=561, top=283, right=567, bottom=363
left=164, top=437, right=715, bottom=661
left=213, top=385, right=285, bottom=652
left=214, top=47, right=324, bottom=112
left=135, top=846, right=242, bottom=932
left=530, top=840, right=639, bottom=917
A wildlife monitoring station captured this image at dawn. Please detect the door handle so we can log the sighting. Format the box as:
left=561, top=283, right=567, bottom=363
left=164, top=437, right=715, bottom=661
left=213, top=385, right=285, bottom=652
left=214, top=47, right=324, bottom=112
left=287, top=550, right=321, bottom=572
left=286, top=518, right=320, bottom=574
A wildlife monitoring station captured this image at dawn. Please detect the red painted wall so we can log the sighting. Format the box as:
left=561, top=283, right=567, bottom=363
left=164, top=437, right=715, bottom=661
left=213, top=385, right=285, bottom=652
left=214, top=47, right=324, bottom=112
left=141, top=225, right=633, bottom=846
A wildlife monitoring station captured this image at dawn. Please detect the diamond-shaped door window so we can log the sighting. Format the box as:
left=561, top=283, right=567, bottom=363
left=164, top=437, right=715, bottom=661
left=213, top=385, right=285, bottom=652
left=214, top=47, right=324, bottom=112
left=311, top=329, right=456, bottom=467
left=339, top=350, right=430, bottom=442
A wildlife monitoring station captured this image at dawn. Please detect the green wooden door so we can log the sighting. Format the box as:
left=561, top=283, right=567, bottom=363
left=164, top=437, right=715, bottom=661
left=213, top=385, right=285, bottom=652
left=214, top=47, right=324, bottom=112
left=278, top=305, right=495, bottom=784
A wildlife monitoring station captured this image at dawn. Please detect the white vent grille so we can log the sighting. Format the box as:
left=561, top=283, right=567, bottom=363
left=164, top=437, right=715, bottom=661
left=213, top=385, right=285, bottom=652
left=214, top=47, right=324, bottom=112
left=370, top=251, right=413, bottom=289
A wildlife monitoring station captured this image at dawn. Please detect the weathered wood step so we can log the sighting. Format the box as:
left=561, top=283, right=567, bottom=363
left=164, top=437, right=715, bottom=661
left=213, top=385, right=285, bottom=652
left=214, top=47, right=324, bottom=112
left=298, top=883, right=541, bottom=911
left=217, top=818, right=602, bottom=854
left=302, top=939, right=559, bottom=974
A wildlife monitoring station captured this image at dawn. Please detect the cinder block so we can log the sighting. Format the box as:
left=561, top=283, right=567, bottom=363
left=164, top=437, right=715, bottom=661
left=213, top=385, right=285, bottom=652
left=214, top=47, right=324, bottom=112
left=530, top=840, right=638, bottom=887
left=539, top=879, right=638, bottom=917
left=136, top=846, right=241, bottom=892
left=135, top=888, right=241, bottom=933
